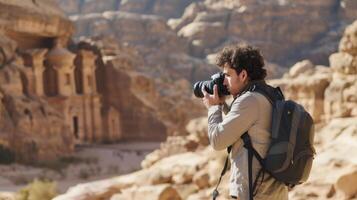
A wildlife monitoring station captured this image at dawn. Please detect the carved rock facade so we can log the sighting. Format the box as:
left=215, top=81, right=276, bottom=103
left=0, top=0, right=122, bottom=162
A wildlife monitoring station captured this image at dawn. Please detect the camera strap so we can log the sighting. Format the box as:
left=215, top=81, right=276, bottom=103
left=212, top=97, right=238, bottom=200
left=212, top=145, right=232, bottom=200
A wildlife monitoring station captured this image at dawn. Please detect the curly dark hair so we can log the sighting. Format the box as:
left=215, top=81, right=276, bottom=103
left=216, top=44, right=267, bottom=81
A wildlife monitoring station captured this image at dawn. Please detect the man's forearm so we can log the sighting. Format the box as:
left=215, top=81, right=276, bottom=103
left=207, top=95, right=258, bottom=151
left=208, top=105, right=226, bottom=150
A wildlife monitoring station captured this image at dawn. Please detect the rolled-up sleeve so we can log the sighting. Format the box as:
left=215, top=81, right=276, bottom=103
left=208, top=94, right=259, bottom=150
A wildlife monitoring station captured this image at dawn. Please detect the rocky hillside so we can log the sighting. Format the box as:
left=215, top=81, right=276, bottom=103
left=52, top=20, right=357, bottom=200
left=0, top=0, right=75, bottom=162
left=56, top=0, right=357, bottom=68
left=0, top=0, right=210, bottom=162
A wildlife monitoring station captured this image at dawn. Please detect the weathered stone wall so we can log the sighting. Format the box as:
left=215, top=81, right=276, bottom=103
left=57, top=0, right=357, bottom=68
left=0, top=0, right=74, bottom=49
left=0, top=0, right=75, bottom=162
left=0, top=0, right=208, bottom=162
left=76, top=38, right=206, bottom=140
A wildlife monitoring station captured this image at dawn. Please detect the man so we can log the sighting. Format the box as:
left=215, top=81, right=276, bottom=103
left=202, top=44, right=288, bottom=200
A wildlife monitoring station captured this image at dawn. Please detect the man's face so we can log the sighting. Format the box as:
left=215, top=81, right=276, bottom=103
left=222, top=63, right=249, bottom=97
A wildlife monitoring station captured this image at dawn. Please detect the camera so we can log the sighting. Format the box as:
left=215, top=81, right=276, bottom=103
left=193, top=72, right=230, bottom=98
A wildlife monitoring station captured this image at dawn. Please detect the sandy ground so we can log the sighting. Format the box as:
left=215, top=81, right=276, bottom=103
left=0, top=141, right=160, bottom=194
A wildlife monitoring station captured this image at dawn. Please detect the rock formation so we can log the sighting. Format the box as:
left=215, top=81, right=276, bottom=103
left=68, top=10, right=220, bottom=83
left=325, top=20, right=357, bottom=121
left=270, top=20, right=357, bottom=123
left=54, top=19, right=357, bottom=200
left=78, top=37, right=206, bottom=140
left=0, top=0, right=76, bottom=162
left=0, top=0, right=217, bottom=162
left=269, top=61, right=332, bottom=122
left=56, top=0, right=357, bottom=68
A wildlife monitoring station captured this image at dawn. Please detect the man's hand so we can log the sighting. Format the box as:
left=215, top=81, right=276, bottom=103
left=202, top=85, right=225, bottom=109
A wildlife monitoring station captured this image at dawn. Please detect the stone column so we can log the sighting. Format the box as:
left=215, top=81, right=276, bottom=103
left=77, top=50, right=98, bottom=95
left=83, top=97, right=94, bottom=142
left=91, top=96, right=103, bottom=142
left=81, top=96, right=104, bottom=143
left=30, top=49, right=48, bottom=96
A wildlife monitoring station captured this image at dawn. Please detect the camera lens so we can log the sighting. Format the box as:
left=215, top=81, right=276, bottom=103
left=193, top=81, right=206, bottom=98
left=193, top=72, right=230, bottom=98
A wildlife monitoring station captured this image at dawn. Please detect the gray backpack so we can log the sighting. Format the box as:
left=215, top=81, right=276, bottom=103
left=212, top=82, right=315, bottom=200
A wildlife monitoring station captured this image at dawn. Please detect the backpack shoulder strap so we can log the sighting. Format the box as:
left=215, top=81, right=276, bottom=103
left=241, top=132, right=265, bottom=200
left=247, top=82, right=285, bottom=105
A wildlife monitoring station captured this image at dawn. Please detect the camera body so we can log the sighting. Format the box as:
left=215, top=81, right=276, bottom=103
left=193, top=72, right=230, bottom=98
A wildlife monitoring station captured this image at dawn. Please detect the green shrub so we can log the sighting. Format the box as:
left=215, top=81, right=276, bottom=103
left=16, top=179, right=58, bottom=200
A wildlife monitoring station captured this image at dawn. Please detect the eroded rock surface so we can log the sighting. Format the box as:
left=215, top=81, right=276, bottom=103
left=55, top=19, right=357, bottom=200
left=57, top=0, right=357, bottom=67
left=0, top=0, right=75, bottom=162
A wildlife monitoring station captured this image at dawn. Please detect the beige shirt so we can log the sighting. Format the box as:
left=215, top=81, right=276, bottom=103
left=208, top=91, right=288, bottom=200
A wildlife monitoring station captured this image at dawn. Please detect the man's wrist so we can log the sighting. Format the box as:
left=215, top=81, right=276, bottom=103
left=208, top=104, right=223, bottom=110
left=208, top=104, right=222, bottom=117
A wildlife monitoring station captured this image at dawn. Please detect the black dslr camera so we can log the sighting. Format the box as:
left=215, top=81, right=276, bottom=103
left=193, top=72, right=230, bottom=98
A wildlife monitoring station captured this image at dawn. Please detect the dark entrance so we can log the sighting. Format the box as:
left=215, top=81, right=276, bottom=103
left=73, top=116, right=79, bottom=139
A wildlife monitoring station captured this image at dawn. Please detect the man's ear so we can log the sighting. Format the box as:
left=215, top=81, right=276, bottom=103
left=241, top=69, right=248, bottom=81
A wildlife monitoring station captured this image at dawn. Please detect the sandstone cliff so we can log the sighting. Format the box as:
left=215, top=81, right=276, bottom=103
left=56, top=0, right=357, bottom=69
left=53, top=20, right=357, bottom=200
left=0, top=0, right=75, bottom=162
left=0, top=0, right=214, bottom=163
left=75, top=37, right=207, bottom=140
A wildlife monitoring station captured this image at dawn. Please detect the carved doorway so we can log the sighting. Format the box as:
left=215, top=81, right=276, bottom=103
left=73, top=116, right=79, bottom=139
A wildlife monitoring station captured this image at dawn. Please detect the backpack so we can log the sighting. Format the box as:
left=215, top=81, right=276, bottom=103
left=212, top=82, right=315, bottom=200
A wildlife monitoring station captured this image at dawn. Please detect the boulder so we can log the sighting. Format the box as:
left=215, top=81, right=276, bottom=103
left=339, top=20, right=357, bottom=56
left=178, top=21, right=227, bottom=49
left=173, top=183, right=199, bottom=200
left=335, top=168, right=357, bottom=199
left=193, top=170, right=210, bottom=189
left=111, top=184, right=182, bottom=200
left=329, top=52, right=357, bottom=75
left=185, top=117, right=209, bottom=146
left=289, top=60, right=315, bottom=78
left=53, top=169, right=152, bottom=200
